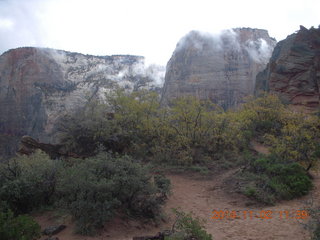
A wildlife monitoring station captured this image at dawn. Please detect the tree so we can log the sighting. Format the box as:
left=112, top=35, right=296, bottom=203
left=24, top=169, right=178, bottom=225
left=266, top=114, right=320, bottom=171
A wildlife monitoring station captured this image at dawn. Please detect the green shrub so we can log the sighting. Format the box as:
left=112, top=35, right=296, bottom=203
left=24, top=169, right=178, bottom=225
left=0, top=150, right=170, bottom=236
left=244, top=187, right=257, bottom=197
left=57, top=90, right=248, bottom=166
left=0, top=203, right=41, bottom=240
left=239, top=94, right=286, bottom=136
left=265, top=114, right=320, bottom=172
left=0, top=151, right=60, bottom=213
left=165, top=209, right=212, bottom=240
left=240, top=155, right=313, bottom=204
left=56, top=100, right=112, bottom=156
left=56, top=153, right=170, bottom=235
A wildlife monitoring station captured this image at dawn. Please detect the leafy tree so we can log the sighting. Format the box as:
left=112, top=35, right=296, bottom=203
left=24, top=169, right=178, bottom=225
left=265, top=113, right=320, bottom=171
left=56, top=100, right=111, bottom=156
left=238, top=94, right=286, bottom=137
left=106, top=89, right=161, bottom=158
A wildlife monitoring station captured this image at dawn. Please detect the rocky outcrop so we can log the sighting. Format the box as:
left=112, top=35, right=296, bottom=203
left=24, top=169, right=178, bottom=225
left=161, top=28, right=277, bottom=108
left=0, top=47, right=164, bottom=157
left=18, top=136, right=80, bottom=159
left=255, top=26, right=320, bottom=111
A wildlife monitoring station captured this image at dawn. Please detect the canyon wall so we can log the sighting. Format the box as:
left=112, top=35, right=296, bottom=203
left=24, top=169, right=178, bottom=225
left=255, top=26, right=320, bottom=111
left=161, top=28, right=277, bottom=108
left=0, top=47, right=164, bottom=156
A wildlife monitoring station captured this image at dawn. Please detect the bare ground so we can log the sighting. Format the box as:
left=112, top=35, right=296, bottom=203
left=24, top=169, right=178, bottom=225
left=35, top=168, right=320, bottom=240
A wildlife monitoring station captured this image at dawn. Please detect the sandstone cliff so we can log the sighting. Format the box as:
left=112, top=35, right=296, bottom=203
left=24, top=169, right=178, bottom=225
left=0, top=47, right=164, bottom=156
left=255, top=26, right=320, bottom=111
left=161, top=28, right=276, bottom=108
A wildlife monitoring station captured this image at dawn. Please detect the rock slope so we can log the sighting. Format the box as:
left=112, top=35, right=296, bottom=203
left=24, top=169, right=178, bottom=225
left=0, top=47, right=164, bottom=156
left=255, top=26, right=320, bottom=111
left=161, top=28, right=276, bottom=108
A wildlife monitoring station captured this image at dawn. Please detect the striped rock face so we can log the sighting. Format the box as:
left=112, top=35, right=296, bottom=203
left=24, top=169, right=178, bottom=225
left=161, top=28, right=276, bottom=109
left=0, top=47, right=164, bottom=156
left=255, top=26, right=320, bottom=112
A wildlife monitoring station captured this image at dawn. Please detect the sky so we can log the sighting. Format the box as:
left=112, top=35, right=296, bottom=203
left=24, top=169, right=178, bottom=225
left=0, top=0, right=319, bottom=66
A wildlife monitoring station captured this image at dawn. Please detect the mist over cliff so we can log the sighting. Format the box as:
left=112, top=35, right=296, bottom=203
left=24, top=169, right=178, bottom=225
left=161, top=28, right=277, bottom=108
left=0, top=47, right=164, bottom=156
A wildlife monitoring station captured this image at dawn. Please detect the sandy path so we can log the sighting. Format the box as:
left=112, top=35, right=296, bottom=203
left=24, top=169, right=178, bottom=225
left=164, top=171, right=315, bottom=240
left=36, top=170, right=319, bottom=240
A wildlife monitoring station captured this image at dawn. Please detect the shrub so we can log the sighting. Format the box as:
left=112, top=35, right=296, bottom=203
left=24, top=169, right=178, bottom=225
left=244, top=187, right=257, bottom=197
left=165, top=209, right=212, bottom=240
left=56, top=153, right=170, bottom=235
left=57, top=90, right=247, bottom=166
left=0, top=150, right=170, bottom=236
left=265, top=114, right=320, bottom=171
left=0, top=203, right=41, bottom=240
left=56, top=100, right=111, bottom=156
left=0, top=151, right=60, bottom=213
left=238, top=94, right=286, bottom=136
left=240, top=155, right=313, bottom=204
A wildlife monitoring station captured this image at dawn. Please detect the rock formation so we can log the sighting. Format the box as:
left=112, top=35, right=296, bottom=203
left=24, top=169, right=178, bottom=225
left=0, top=47, right=164, bottom=157
left=161, top=28, right=277, bottom=108
left=255, top=26, right=320, bottom=111
left=18, top=136, right=80, bottom=159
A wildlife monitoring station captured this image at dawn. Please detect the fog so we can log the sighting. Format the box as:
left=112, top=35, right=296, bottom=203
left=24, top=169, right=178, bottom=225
left=0, top=0, right=319, bottom=65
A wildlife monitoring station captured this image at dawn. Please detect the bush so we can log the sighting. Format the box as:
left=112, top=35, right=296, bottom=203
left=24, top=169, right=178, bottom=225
left=238, top=94, right=286, bottom=136
left=56, top=153, right=170, bottom=235
left=0, top=151, right=60, bottom=213
left=265, top=114, right=320, bottom=171
left=165, top=209, right=212, bottom=240
left=57, top=90, right=247, bottom=166
left=0, top=203, right=41, bottom=240
left=0, top=150, right=170, bottom=236
left=240, top=155, right=313, bottom=204
left=56, top=100, right=111, bottom=156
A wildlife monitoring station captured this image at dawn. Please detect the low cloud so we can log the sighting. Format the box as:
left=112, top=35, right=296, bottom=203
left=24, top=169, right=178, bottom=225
left=245, top=38, right=274, bottom=63
left=0, top=0, right=48, bottom=53
left=0, top=18, right=14, bottom=29
left=173, top=28, right=275, bottom=64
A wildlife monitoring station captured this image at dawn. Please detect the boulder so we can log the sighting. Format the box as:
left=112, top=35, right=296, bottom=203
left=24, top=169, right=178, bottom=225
left=42, top=225, right=66, bottom=236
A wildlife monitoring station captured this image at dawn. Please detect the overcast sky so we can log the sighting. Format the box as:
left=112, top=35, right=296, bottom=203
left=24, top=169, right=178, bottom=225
left=0, top=0, right=319, bottom=65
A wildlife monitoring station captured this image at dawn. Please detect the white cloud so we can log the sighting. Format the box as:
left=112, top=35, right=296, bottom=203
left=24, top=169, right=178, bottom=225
left=245, top=38, right=274, bottom=63
left=0, top=18, right=14, bottom=29
left=0, top=0, right=319, bottom=65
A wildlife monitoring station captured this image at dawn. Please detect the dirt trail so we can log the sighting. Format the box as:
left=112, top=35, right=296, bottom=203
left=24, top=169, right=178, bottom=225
left=36, top=169, right=320, bottom=240
left=164, top=170, right=317, bottom=240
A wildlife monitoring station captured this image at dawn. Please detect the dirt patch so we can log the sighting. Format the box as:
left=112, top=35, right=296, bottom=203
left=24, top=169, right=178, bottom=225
left=250, top=140, right=270, bottom=155
left=35, top=169, right=319, bottom=240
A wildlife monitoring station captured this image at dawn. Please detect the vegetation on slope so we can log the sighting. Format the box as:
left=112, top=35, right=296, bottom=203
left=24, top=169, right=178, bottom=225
left=0, top=150, right=170, bottom=235
left=1, top=89, right=319, bottom=238
left=56, top=91, right=319, bottom=206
